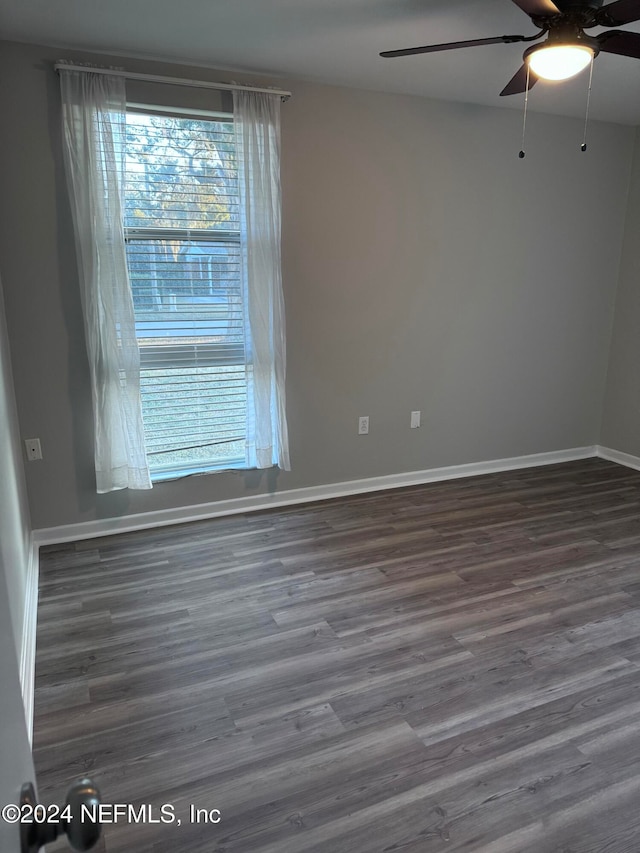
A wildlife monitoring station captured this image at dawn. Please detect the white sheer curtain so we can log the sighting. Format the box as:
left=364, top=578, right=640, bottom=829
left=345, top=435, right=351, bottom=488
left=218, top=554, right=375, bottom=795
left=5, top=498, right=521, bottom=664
left=60, top=69, right=151, bottom=492
left=233, top=90, right=290, bottom=471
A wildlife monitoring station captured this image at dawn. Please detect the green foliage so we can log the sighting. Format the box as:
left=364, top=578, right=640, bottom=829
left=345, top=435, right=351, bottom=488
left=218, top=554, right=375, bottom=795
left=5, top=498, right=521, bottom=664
left=124, top=114, right=238, bottom=231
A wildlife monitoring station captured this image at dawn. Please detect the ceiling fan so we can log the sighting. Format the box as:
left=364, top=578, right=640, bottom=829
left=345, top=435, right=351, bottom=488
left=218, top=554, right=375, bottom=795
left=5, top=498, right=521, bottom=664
left=380, top=0, right=640, bottom=96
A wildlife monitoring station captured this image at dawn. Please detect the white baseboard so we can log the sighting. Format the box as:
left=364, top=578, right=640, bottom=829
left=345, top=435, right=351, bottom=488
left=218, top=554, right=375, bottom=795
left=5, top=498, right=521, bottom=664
left=20, top=535, right=39, bottom=744
left=596, top=445, right=640, bottom=472
left=33, top=445, right=597, bottom=547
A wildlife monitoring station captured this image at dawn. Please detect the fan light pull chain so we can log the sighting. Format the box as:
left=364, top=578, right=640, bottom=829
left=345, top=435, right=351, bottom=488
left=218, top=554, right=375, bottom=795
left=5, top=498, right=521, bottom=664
left=581, top=54, right=595, bottom=152
left=519, top=64, right=531, bottom=159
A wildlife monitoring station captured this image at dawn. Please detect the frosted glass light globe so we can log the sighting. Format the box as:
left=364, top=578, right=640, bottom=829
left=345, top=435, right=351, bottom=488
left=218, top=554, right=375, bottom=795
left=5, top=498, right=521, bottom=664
left=528, top=45, right=594, bottom=81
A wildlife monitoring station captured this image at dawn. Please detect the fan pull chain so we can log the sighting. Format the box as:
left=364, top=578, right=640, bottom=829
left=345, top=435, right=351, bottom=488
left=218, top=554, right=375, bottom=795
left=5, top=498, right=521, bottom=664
left=519, top=64, right=531, bottom=159
left=581, top=54, right=595, bottom=152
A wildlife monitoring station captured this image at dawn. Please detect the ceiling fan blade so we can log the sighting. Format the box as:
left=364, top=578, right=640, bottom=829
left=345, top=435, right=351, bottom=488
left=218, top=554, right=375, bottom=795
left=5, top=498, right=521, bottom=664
left=510, top=0, right=561, bottom=16
left=500, top=63, right=540, bottom=96
left=380, top=35, right=529, bottom=58
left=598, top=28, right=640, bottom=57
left=545, top=0, right=587, bottom=11
left=596, top=0, right=640, bottom=24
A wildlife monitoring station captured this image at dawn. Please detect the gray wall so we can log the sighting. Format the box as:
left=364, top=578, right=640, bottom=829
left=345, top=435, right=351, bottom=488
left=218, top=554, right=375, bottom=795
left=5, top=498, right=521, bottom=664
left=602, top=128, right=640, bottom=455
left=0, top=270, right=32, bottom=654
left=0, top=40, right=634, bottom=531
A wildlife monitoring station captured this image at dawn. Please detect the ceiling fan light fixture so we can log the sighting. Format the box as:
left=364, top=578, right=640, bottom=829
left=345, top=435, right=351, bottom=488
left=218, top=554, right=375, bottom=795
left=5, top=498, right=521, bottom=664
left=526, top=43, right=594, bottom=81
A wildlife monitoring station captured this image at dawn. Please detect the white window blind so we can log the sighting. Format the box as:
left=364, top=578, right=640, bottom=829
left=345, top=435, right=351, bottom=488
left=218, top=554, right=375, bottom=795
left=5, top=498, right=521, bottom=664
left=124, top=110, right=249, bottom=476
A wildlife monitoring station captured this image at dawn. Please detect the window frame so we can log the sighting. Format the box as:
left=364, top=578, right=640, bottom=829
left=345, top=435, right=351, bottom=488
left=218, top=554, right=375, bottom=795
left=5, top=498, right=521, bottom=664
left=123, top=105, right=249, bottom=480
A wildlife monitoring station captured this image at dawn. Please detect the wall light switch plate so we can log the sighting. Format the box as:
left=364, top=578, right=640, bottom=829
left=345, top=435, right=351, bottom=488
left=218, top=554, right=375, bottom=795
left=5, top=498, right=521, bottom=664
left=410, top=411, right=421, bottom=429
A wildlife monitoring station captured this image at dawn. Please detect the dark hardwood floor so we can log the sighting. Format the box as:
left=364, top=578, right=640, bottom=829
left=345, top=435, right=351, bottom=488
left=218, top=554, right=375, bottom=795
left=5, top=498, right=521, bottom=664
left=32, top=458, right=640, bottom=852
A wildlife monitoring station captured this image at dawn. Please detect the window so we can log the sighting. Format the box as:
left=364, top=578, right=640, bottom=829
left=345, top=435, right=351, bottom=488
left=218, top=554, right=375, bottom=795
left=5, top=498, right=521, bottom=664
left=123, top=110, right=249, bottom=478
left=61, top=69, right=289, bottom=492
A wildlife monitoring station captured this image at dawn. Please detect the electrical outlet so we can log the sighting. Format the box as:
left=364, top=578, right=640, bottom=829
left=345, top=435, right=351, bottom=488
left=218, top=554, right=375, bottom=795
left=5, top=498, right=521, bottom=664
left=358, top=416, right=369, bottom=435
left=25, top=438, right=42, bottom=461
left=410, top=411, right=421, bottom=429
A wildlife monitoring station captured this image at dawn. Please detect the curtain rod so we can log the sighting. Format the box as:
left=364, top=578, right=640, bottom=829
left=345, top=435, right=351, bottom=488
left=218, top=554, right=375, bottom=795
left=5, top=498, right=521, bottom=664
left=54, top=63, right=292, bottom=101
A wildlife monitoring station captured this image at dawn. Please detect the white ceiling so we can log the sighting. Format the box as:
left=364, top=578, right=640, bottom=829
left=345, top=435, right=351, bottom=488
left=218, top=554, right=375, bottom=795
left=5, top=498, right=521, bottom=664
left=2, top=0, right=640, bottom=125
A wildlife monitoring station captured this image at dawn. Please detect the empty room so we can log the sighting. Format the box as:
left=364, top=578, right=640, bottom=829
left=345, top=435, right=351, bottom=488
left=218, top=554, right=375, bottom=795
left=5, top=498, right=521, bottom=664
left=4, top=0, right=640, bottom=850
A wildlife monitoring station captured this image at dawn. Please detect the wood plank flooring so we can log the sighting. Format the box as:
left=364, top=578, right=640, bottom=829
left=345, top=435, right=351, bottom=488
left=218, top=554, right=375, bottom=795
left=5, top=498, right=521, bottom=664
left=32, top=458, right=640, bottom=852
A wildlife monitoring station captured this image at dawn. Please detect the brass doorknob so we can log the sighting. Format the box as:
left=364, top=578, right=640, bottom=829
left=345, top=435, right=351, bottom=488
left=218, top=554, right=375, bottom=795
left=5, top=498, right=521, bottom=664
left=20, top=778, right=101, bottom=852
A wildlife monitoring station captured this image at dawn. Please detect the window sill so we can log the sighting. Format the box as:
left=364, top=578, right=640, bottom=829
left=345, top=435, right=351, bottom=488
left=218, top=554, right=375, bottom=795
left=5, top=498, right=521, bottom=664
left=150, top=458, right=247, bottom=483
